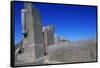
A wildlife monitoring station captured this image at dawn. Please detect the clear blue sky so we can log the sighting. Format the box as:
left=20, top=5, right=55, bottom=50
left=14, top=1, right=97, bottom=45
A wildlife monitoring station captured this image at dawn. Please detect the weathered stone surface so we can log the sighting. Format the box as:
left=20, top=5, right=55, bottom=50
left=15, top=2, right=45, bottom=65
left=48, top=40, right=97, bottom=63
left=15, top=2, right=97, bottom=66
left=23, top=2, right=44, bottom=58
left=43, top=25, right=54, bottom=56
left=43, top=25, right=54, bottom=46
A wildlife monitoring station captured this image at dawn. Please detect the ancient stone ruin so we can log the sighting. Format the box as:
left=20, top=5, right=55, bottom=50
left=15, top=2, right=97, bottom=66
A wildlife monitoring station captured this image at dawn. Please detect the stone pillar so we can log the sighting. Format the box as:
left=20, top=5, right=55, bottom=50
left=24, top=2, right=45, bottom=59
left=43, top=25, right=54, bottom=46
left=21, top=9, right=27, bottom=49
left=44, top=29, right=48, bottom=55
left=16, top=3, right=45, bottom=63
left=43, top=25, right=54, bottom=56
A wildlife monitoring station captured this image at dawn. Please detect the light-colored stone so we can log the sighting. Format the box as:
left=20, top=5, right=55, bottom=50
left=43, top=25, right=54, bottom=55
left=48, top=39, right=97, bottom=63
left=43, top=25, right=54, bottom=46
left=15, top=3, right=45, bottom=65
